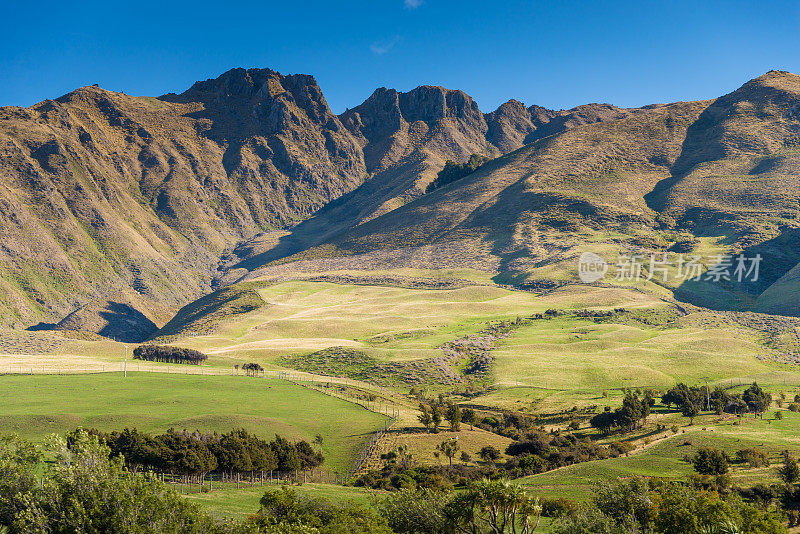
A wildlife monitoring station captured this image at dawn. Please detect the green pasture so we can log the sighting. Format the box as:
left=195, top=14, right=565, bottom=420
left=185, top=483, right=382, bottom=520
left=522, top=408, right=800, bottom=501
left=0, top=373, right=387, bottom=472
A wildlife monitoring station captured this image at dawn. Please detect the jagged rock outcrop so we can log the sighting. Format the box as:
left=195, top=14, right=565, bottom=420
left=0, top=67, right=366, bottom=331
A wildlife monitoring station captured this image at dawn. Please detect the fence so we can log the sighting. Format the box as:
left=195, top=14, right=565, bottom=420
left=157, top=469, right=347, bottom=494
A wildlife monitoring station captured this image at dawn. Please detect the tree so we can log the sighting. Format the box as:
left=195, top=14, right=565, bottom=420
left=444, top=478, right=542, bottom=534
left=779, top=451, right=800, bottom=485
left=681, top=401, right=699, bottom=425
left=431, top=405, right=442, bottom=433
left=437, top=438, right=459, bottom=466
left=590, top=410, right=616, bottom=435
left=7, top=431, right=215, bottom=533
left=418, top=404, right=433, bottom=432
left=445, top=403, right=461, bottom=432
left=460, top=451, right=472, bottom=464
left=692, top=447, right=729, bottom=476
left=462, top=408, right=476, bottom=430
left=479, top=446, right=500, bottom=464
left=743, top=382, right=772, bottom=419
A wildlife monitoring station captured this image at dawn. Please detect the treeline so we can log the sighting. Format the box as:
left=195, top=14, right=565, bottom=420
left=241, top=362, right=264, bottom=376
left=425, top=154, right=489, bottom=193
left=73, top=428, right=323, bottom=477
left=133, top=344, right=208, bottom=365
left=662, top=381, right=773, bottom=418
left=1, top=431, right=795, bottom=533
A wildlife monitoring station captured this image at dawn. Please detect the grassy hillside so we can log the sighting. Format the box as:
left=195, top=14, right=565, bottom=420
left=0, top=373, right=387, bottom=472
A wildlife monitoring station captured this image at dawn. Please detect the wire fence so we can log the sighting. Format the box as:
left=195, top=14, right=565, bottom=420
left=157, top=469, right=348, bottom=494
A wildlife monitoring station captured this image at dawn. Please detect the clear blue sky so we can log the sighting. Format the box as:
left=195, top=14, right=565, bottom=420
left=2, top=0, right=799, bottom=113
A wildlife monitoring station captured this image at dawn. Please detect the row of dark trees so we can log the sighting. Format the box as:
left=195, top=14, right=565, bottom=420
left=72, top=428, right=323, bottom=479
left=242, top=362, right=265, bottom=376
left=132, top=344, right=208, bottom=365
left=662, top=381, right=772, bottom=419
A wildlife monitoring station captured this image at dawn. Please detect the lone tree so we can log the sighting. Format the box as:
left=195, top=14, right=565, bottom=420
left=692, top=447, right=730, bottom=476
left=437, top=438, right=459, bottom=466
left=590, top=409, right=616, bottom=435
left=780, top=451, right=800, bottom=485
left=462, top=408, right=476, bottom=430
left=743, top=382, right=772, bottom=419
left=431, top=405, right=442, bottom=433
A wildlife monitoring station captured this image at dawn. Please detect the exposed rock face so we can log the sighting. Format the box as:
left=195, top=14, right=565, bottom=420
left=230, top=89, right=636, bottom=270
left=340, top=85, right=494, bottom=175
left=486, top=101, right=636, bottom=153
left=0, top=67, right=365, bottom=332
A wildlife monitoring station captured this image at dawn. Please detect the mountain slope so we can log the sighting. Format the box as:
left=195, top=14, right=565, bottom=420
left=0, top=68, right=365, bottom=331
left=229, top=89, right=637, bottom=270
left=238, top=71, right=800, bottom=315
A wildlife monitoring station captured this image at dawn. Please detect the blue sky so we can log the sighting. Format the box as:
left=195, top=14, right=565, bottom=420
left=2, top=0, right=799, bottom=113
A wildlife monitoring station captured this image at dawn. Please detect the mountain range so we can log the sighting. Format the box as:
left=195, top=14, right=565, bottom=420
left=1, top=67, right=799, bottom=340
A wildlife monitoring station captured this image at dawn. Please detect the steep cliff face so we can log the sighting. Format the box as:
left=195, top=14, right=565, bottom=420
left=0, top=68, right=366, bottom=330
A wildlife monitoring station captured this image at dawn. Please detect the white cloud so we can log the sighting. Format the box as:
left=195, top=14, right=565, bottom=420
left=404, top=0, right=423, bottom=9
left=370, top=36, right=401, bottom=55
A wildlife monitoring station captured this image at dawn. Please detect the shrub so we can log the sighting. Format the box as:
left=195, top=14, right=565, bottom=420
left=425, top=154, right=489, bottom=193
left=692, top=447, right=729, bottom=475
left=541, top=497, right=578, bottom=518
left=735, top=447, right=770, bottom=468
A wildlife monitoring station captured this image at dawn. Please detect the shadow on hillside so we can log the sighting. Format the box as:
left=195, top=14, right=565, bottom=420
left=97, top=302, right=157, bottom=343
left=26, top=302, right=156, bottom=343
left=644, top=97, right=729, bottom=213
left=672, top=228, right=800, bottom=313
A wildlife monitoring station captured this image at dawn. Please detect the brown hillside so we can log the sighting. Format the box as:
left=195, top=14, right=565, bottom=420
left=0, top=68, right=365, bottom=330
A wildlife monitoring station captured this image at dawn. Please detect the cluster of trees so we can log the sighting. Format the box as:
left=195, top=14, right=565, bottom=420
left=589, top=390, right=654, bottom=434
left=242, top=363, right=265, bottom=376
left=425, top=154, right=489, bottom=193
left=76, top=428, right=323, bottom=478
left=0, top=432, right=219, bottom=533
left=261, top=479, right=542, bottom=534
left=133, top=345, right=208, bottom=365
left=663, top=382, right=773, bottom=420
left=418, top=402, right=474, bottom=433
left=504, top=430, right=635, bottom=476
left=356, top=428, right=637, bottom=491
left=373, top=477, right=790, bottom=534
left=548, top=478, right=787, bottom=534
